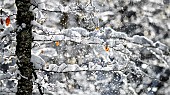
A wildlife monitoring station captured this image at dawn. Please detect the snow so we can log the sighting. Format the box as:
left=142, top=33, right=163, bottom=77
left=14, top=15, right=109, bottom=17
left=154, top=41, right=169, bottom=52
left=31, top=53, right=46, bottom=69
left=141, top=64, right=148, bottom=69
left=68, top=27, right=90, bottom=37
left=57, top=63, right=67, bottom=72
left=104, top=27, right=128, bottom=39
left=62, top=29, right=82, bottom=42
left=0, top=72, right=11, bottom=80
left=33, top=32, right=65, bottom=41
left=149, top=0, right=163, bottom=4
left=152, top=87, right=158, bottom=92
left=63, top=64, right=80, bottom=71
left=131, top=35, right=154, bottom=46
left=1, top=0, right=170, bottom=95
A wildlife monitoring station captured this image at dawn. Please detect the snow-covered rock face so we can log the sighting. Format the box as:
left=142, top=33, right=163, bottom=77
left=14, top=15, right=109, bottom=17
left=1, top=0, right=170, bottom=95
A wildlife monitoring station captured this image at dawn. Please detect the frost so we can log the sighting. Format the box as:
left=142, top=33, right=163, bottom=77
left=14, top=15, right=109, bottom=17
left=62, top=29, right=82, bottom=42
left=33, top=32, right=65, bottom=41
left=104, top=27, right=128, bottom=39
left=149, top=0, right=163, bottom=4
left=68, top=27, right=90, bottom=37
left=39, top=48, right=58, bottom=57
left=21, top=23, right=26, bottom=28
left=141, top=64, right=148, bottom=69
left=63, top=64, right=80, bottom=71
left=1, top=0, right=170, bottom=95
left=154, top=41, right=169, bottom=53
left=36, top=10, right=45, bottom=21
left=167, top=22, right=170, bottom=29
left=0, top=72, right=12, bottom=80
left=131, top=35, right=154, bottom=46
left=31, top=53, right=46, bottom=69
left=152, top=87, right=158, bottom=92
left=47, top=64, right=58, bottom=71
left=57, top=63, right=67, bottom=72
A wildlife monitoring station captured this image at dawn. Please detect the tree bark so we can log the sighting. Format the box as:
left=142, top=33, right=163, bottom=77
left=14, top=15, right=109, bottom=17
left=15, top=0, right=34, bottom=95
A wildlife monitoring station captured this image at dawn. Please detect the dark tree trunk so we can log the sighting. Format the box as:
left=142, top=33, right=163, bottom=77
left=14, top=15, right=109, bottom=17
left=15, top=0, right=34, bottom=95
left=59, top=0, right=69, bottom=29
left=60, top=12, right=68, bottom=29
